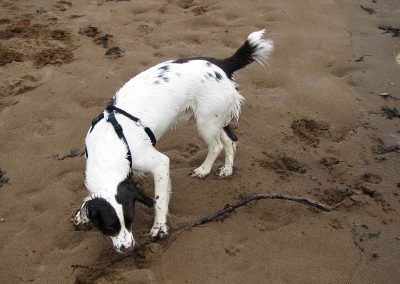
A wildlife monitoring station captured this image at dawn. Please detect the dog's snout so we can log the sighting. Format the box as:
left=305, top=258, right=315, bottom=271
left=120, top=244, right=135, bottom=254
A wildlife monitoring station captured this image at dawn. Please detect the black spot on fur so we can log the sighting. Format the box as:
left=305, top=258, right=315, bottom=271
left=173, top=57, right=196, bottom=64
left=214, top=71, right=222, bottom=81
left=154, top=80, right=160, bottom=85
left=85, top=197, right=121, bottom=236
left=156, top=64, right=171, bottom=83
left=157, top=74, right=169, bottom=82
left=116, top=179, right=154, bottom=230
left=205, top=72, right=214, bottom=79
left=158, top=65, right=169, bottom=71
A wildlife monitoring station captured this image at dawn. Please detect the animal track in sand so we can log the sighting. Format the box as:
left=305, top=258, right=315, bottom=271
left=361, top=173, right=382, bottom=184
left=79, top=25, right=123, bottom=58
left=317, top=187, right=354, bottom=206
left=258, top=207, right=297, bottom=232
left=291, top=118, right=330, bottom=147
left=179, top=143, right=203, bottom=167
left=175, top=0, right=195, bottom=9
left=319, top=157, right=342, bottom=173
left=253, top=79, right=282, bottom=90
left=257, top=152, right=307, bottom=178
left=0, top=47, right=23, bottom=66
left=0, top=18, right=74, bottom=66
left=192, top=6, right=208, bottom=16
left=34, top=122, right=56, bottom=137
left=185, top=142, right=200, bottom=155
left=137, top=24, right=155, bottom=35
left=329, top=65, right=359, bottom=78
left=163, top=143, right=203, bottom=170
left=352, top=183, right=393, bottom=213
left=53, top=0, right=72, bottom=11
left=77, top=96, right=107, bottom=109
left=224, top=245, right=241, bottom=256
left=0, top=73, right=42, bottom=98
left=34, top=47, right=73, bottom=67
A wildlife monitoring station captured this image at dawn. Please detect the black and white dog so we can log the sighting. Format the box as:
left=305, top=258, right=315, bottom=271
left=73, top=30, right=273, bottom=253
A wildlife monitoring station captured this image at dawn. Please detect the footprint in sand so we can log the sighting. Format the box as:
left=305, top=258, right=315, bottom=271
left=175, top=0, right=195, bottom=9
left=361, top=173, right=382, bottom=184
left=192, top=6, right=208, bottom=16
left=34, top=119, right=56, bottom=137
left=291, top=118, right=330, bottom=147
left=0, top=73, right=43, bottom=100
left=167, top=143, right=203, bottom=169
left=224, top=245, right=241, bottom=257
left=76, top=96, right=107, bottom=109
left=329, top=65, right=359, bottom=78
left=258, top=152, right=307, bottom=176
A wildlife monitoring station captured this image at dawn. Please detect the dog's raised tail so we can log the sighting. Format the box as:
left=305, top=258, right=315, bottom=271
left=221, top=29, right=273, bottom=78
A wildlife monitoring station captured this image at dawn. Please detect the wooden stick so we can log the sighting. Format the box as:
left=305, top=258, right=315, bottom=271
left=175, top=193, right=332, bottom=231
left=83, top=193, right=332, bottom=276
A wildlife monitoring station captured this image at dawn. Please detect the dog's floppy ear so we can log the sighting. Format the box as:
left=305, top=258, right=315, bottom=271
left=116, top=179, right=154, bottom=208
left=134, top=188, right=154, bottom=207
left=84, top=197, right=121, bottom=236
left=85, top=199, right=101, bottom=224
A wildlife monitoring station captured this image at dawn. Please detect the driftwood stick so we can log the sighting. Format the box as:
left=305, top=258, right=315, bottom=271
left=86, top=194, right=331, bottom=273
left=175, top=193, right=332, bottom=231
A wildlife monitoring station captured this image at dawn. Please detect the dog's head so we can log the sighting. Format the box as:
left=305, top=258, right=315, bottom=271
left=75, top=179, right=154, bottom=254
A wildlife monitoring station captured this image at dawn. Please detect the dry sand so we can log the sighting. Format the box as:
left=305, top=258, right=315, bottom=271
left=1, top=0, right=400, bottom=283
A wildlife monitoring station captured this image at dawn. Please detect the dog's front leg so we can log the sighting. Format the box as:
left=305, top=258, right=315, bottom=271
left=149, top=153, right=171, bottom=238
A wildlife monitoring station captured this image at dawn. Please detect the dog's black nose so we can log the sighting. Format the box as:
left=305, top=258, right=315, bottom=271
left=120, top=245, right=135, bottom=254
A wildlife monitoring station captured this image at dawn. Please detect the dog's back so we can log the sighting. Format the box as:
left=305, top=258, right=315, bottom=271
left=112, top=30, right=273, bottom=139
left=113, top=60, right=241, bottom=137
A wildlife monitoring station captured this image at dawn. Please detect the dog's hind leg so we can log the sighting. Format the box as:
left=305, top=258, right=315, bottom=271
left=190, top=117, right=223, bottom=178
left=218, top=128, right=237, bottom=177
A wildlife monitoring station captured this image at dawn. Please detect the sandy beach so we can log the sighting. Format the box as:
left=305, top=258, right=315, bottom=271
left=0, top=0, right=399, bottom=283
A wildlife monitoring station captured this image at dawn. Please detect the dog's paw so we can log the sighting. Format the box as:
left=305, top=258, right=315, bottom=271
left=150, top=222, right=169, bottom=240
left=218, top=165, right=233, bottom=177
left=189, top=167, right=210, bottom=178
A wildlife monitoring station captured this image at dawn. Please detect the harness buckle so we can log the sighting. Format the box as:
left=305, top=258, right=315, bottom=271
left=106, top=104, right=113, bottom=113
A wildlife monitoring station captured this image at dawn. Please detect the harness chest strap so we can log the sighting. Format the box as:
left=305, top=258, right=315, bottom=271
left=106, top=105, right=157, bottom=146
left=85, top=103, right=157, bottom=169
left=106, top=112, right=133, bottom=168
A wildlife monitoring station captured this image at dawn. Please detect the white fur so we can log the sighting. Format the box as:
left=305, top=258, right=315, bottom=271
left=74, top=30, right=273, bottom=252
left=246, top=29, right=274, bottom=66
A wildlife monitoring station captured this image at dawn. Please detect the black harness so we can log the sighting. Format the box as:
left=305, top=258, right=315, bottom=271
left=85, top=98, right=156, bottom=169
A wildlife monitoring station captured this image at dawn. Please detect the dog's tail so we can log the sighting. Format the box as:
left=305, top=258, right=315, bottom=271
left=220, top=30, right=273, bottom=78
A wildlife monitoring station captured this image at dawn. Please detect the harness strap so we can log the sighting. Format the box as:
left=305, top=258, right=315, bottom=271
left=107, top=112, right=133, bottom=169
left=89, top=113, right=104, bottom=134
left=144, top=127, right=157, bottom=146
left=106, top=105, right=139, bottom=123
left=85, top=100, right=157, bottom=168
left=106, top=105, right=157, bottom=146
